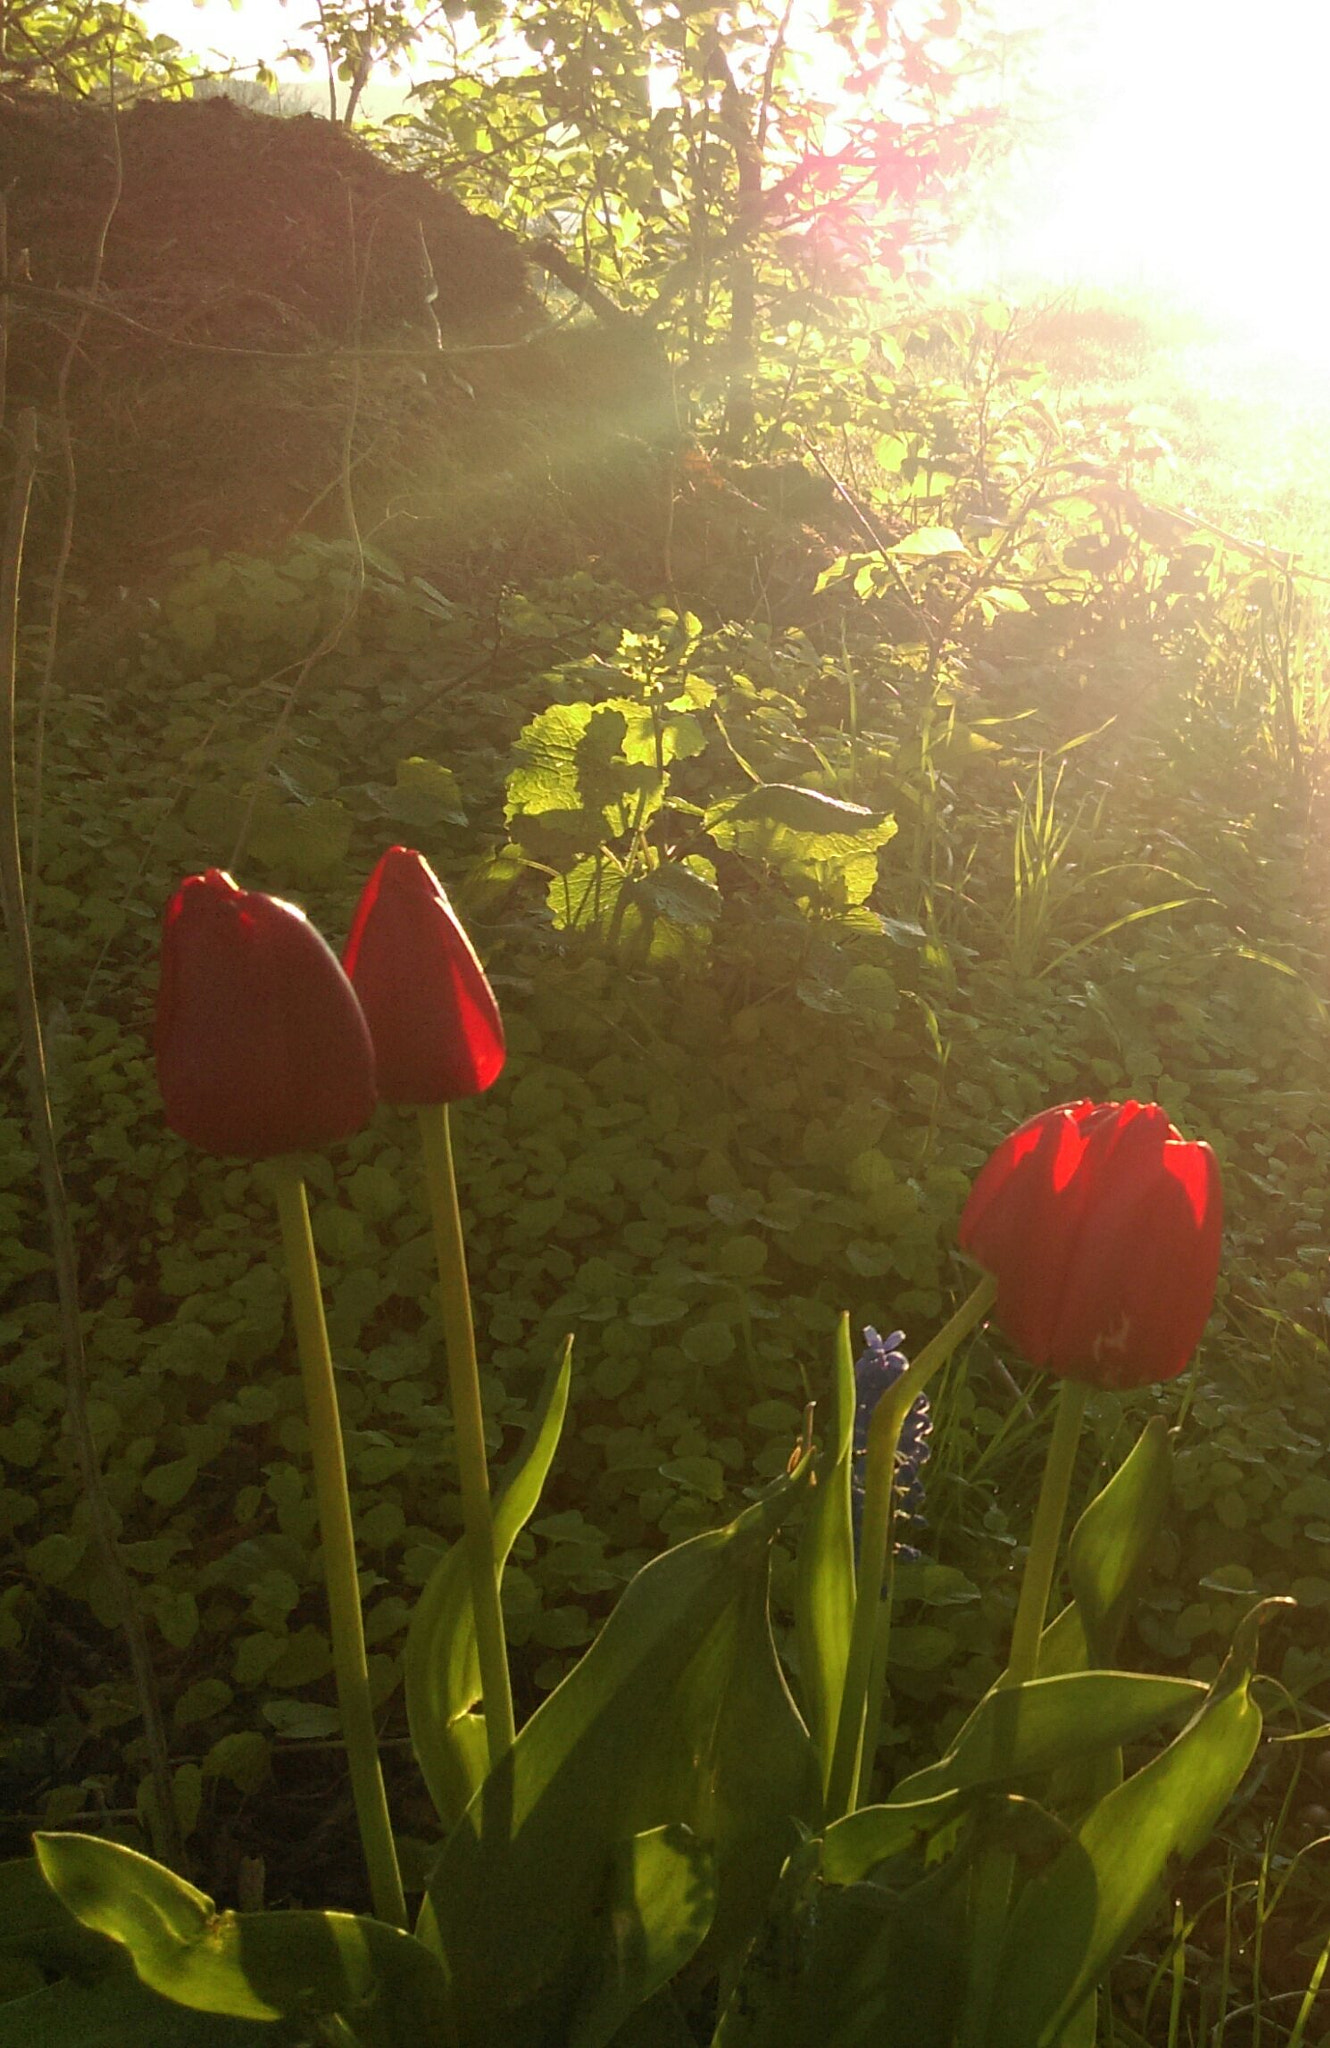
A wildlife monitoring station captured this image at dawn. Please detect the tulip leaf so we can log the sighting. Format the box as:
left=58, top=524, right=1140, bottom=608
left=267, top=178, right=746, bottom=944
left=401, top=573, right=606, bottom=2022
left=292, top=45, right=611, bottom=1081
left=885, top=1670, right=1203, bottom=1807
left=794, top=1314, right=857, bottom=1789
left=1064, top=1416, right=1173, bottom=1668
left=1033, top=1420, right=1176, bottom=1812
left=422, top=1468, right=813, bottom=2047
left=821, top=1789, right=964, bottom=1885
left=985, top=1607, right=1278, bottom=2047
left=33, top=1832, right=456, bottom=2047
left=0, top=1853, right=124, bottom=1979
left=1034, top=1598, right=1089, bottom=1679
left=603, top=1989, right=696, bottom=2048
left=0, top=1975, right=278, bottom=2048
left=0, top=1856, right=273, bottom=2047
left=713, top=1845, right=962, bottom=2048
left=700, top=1562, right=822, bottom=1972
left=565, top=1825, right=716, bottom=2048
left=406, top=1336, right=572, bottom=1830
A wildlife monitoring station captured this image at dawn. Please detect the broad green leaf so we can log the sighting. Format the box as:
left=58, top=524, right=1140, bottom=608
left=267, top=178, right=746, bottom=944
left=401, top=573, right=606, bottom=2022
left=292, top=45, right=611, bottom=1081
left=603, top=698, right=705, bottom=771
left=700, top=1564, right=821, bottom=1972
left=504, top=701, right=605, bottom=854
left=821, top=1789, right=964, bottom=1885
left=422, top=1469, right=813, bottom=2048
left=887, top=527, right=968, bottom=559
left=986, top=1606, right=1278, bottom=2047
left=794, top=1315, right=857, bottom=1788
left=406, top=1337, right=572, bottom=1829
left=705, top=783, right=891, bottom=843
left=604, top=1988, right=696, bottom=2047
left=248, top=795, right=352, bottom=880
left=0, top=1855, right=122, bottom=1980
left=548, top=856, right=624, bottom=935
left=0, top=1973, right=276, bottom=2048
left=566, top=1826, right=716, bottom=2048
left=637, top=856, right=722, bottom=928
left=887, top=1671, right=1202, bottom=1806
left=1037, top=1420, right=1176, bottom=1809
left=705, top=786, right=896, bottom=909
left=34, top=1834, right=455, bottom=2048
left=1034, top=1599, right=1088, bottom=1679
left=506, top=699, right=690, bottom=853
left=367, top=757, right=468, bottom=828
left=1065, top=1417, right=1172, bottom=1665
left=712, top=1847, right=961, bottom=2048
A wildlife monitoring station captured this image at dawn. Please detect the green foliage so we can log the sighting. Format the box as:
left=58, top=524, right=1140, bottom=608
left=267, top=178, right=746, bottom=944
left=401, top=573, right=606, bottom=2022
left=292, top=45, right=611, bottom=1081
left=9, top=1414, right=1280, bottom=2048
left=373, top=0, right=1005, bottom=443
left=33, top=1832, right=454, bottom=2042
left=988, top=1617, right=1271, bottom=2046
left=793, top=1315, right=856, bottom=1786
left=0, top=0, right=190, bottom=95
left=405, top=1337, right=572, bottom=1829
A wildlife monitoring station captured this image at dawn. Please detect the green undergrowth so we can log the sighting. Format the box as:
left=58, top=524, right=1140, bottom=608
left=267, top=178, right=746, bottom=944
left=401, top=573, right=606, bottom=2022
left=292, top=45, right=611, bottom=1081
left=4, top=316, right=1330, bottom=2020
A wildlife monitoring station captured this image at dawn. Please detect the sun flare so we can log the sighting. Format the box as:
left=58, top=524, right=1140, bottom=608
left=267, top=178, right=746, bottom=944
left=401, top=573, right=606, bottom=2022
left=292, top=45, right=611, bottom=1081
left=965, top=0, right=1330, bottom=371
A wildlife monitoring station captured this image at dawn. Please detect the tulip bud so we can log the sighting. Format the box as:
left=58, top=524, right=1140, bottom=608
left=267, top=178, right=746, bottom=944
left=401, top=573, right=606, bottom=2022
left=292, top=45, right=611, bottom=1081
left=342, top=846, right=506, bottom=1106
left=156, top=869, right=376, bottom=1157
left=958, top=1099, right=1222, bottom=1388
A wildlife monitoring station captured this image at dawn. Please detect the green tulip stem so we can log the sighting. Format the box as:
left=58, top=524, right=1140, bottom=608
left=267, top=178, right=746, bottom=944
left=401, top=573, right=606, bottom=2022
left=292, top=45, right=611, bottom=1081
left=959, top=1374, right=1089, bottom=2048
left=419, top=1102, right=517, bottom=1767
left=1005, top=1376, right=1089, bottom=1686
left=856, top=1534, right=899, bottom=1812
left=272, top=1165, right=407, bottom=1930
left=826, top=1275, right=996, bottom=1822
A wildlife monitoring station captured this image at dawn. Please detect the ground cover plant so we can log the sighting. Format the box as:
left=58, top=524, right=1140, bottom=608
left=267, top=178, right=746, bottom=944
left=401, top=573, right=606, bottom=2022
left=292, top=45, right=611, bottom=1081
left=7, top=2, right=1330, bottom=2039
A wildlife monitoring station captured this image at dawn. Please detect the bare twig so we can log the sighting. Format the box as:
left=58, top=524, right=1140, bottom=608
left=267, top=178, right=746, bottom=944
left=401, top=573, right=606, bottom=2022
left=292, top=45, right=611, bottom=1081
left=227, top=185, right=371, bottom=873
left=28, top=26, right=126, bottom=890
left=0, top=411, right=181, bottom=1868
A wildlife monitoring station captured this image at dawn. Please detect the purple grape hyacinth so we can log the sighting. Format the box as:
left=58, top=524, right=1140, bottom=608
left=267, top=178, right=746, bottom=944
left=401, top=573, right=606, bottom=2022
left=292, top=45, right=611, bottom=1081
left=851, top=1326, right=932, bottom=1562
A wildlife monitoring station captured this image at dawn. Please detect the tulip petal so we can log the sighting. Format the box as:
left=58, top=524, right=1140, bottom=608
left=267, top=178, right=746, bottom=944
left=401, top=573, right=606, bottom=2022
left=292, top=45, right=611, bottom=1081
left=959, top=1104, right=1095, bottom=1365
left=959, top=1099, right=1222, bottom=1390
left=343, top=847, right=505, bottom=1107
left=156, top=870, right=376, bottom=1158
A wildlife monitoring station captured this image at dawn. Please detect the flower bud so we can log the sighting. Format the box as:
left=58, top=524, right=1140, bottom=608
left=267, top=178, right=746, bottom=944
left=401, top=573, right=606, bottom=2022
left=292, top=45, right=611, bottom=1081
left=156, top=869, right=376, bottom=1157
left=959, top=1100, right=1222, bottom=1388
left=343, top=847, right=505, bottom=1106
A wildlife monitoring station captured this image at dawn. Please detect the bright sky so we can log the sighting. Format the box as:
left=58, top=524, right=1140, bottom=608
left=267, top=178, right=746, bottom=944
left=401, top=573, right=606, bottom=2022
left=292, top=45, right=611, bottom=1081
left=139, top=0, right=1330, bottom=363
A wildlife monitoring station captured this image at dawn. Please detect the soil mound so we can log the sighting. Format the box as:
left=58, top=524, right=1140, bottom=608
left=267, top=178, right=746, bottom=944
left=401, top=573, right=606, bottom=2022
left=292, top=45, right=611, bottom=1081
left=1, top=91, right=544, bottom=577
left=1, top=91, right=841, bottom=605
left=3, top=89, right=532, bottom=347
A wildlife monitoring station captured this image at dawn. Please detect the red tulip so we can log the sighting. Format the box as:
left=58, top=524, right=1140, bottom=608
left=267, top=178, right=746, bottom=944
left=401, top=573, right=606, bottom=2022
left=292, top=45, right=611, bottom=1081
left=958, top=1100, right=1222, bottom=1388
left=342, top=847, right=505, bottom=1106
left=156, top=869, right=376, bottom=1157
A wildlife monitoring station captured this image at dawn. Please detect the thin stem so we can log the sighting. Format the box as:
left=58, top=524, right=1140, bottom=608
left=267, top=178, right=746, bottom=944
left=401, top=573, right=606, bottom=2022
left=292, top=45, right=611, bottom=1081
left=959, top=1373, right=1089, bottom=2048
left=419, top=1102, right=517, bottom=1766
left=855, top=1537, right=899, bottom=1810
left=826, top=1275, right=996, bottom=1821
left=0, top=412, right=181, bottom=1865
left=272, top=1165, right=406, bottom=1928
left=1005, top=1377, right=1088, bottom=1686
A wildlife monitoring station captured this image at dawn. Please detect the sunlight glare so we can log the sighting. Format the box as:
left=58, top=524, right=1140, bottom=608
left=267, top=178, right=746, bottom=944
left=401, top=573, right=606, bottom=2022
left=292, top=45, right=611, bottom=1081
left=966, top=0, right=1330, bottom=372
left=138, top=0, right=1330, bottom=373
